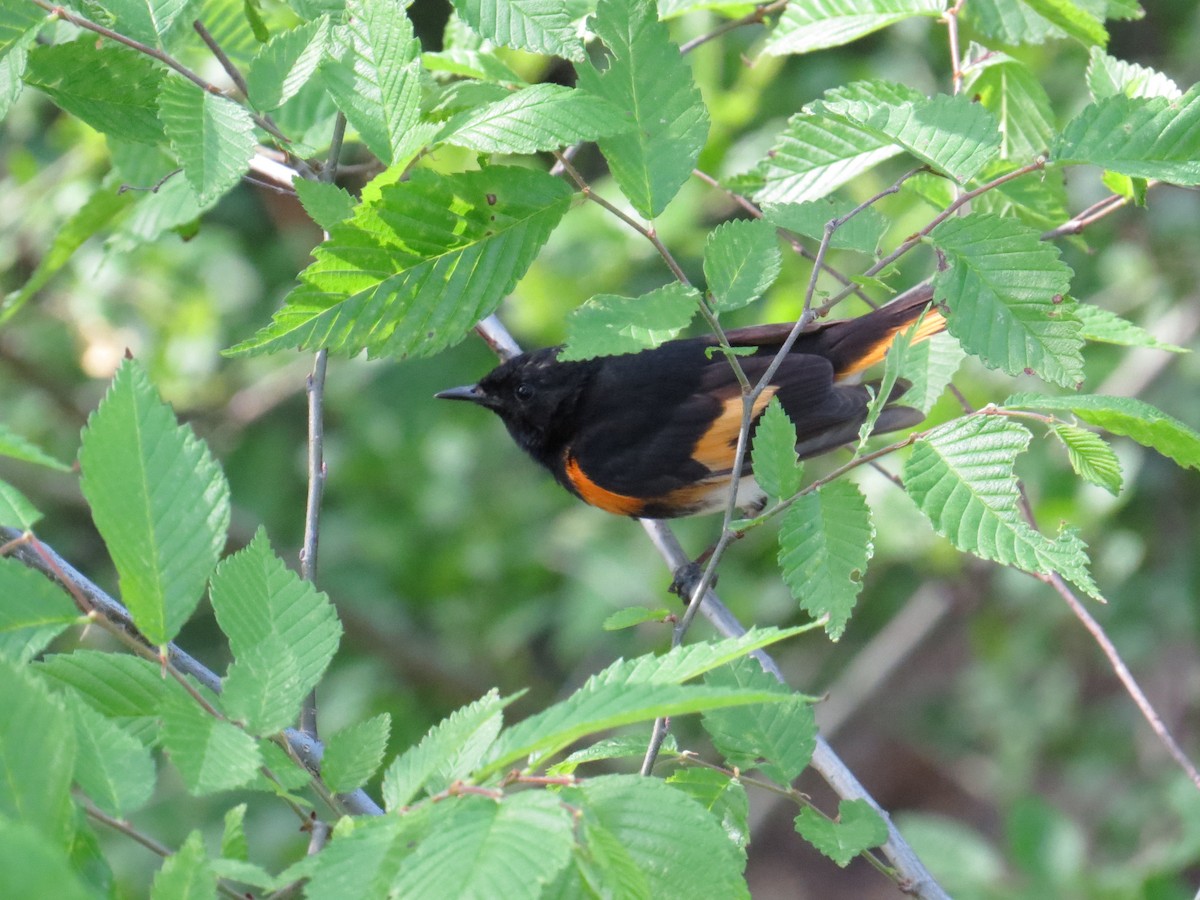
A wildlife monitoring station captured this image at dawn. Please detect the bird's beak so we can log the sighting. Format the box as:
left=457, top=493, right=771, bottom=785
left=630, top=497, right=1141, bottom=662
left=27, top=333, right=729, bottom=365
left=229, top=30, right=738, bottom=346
left=435, top=384, right=489, bottom=405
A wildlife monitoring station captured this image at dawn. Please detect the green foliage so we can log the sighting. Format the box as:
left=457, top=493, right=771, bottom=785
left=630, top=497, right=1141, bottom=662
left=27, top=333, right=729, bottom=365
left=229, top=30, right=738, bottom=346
left=4, top=0, right=1200, bottom=895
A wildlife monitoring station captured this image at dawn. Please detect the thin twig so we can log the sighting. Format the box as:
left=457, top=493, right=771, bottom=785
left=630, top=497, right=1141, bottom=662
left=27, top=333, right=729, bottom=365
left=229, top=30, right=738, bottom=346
left=193, top=20, right=249, bottom=97
left=678, top=0, right=789, bottom=54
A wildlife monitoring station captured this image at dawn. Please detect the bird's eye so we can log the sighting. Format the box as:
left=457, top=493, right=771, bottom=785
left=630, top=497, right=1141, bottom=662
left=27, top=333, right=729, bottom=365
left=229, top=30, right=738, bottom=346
left=515, top=382, right=534, bottom=401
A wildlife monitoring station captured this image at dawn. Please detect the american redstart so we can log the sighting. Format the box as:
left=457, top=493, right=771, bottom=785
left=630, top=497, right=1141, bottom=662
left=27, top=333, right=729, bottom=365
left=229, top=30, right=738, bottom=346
left=437, top=287, right=946, bottom=519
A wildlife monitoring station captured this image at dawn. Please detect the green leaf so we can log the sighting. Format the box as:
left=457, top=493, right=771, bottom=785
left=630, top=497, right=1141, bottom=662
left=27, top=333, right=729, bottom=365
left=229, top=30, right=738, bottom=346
left=857, top=315, right=917, bottom=453
left=1005, top=393, right=1200, bottom=471
left=778, top=480, right=874, bottom=640
left=1052, top=85, right=1200, bottom=184
left=0, top=0, right=45, bottom=58
left=970, top=162, right=1071, bottom=234
left=750, top=398, right=802, bottom=500
left=576, top=0, right=710, bottom=218
left=37, top=650, right=180, bottom=721
left=602, top=606, right=670, bottom=630
left=607, top=626, right=813, bottom=686
left=322, top=714, right=391, bottom=793
left=1, top=186, right=134, bottom=327
left=229, top=167, right=573, bottom=359
left=221, top=804, right=248, bottom=861
left=666, top=767, right=750, bottom=851
left=903, top=416, right=1100, bottom=596
left=764, top=198, right=889, bottom=254
left=795, top=799, right=889, bottom=867
left=392, top=793, right=573, bottom=899
left=0, top=820, right=96, bottom=900
left=0, top=480, right=39, bottom=529
left=381, top=690, right=509, bottom=810
left=1074, top=304, right=1188, bottom=352
left=1048, top=424, right=1123, bottom=495
left=321, top=0, right=423, bottom=165
left=298, top=815, right=424, bottom=899
left=103, top=0, right=195, bottom=48
left=0, top=557, right=78, bottom=663
left=67, top=697, right=156, bottom=818
left=703, top=218, right=782, bottom=312
left=548, top=734, right=674, bottom=775
left=0, top=656, right=76, bottom=841
left=755, top=103, right=903, bottom=205
left=246, top=16, right=330, bottom=111
left=158, top=77, right=256, bottom=206
left=931, top=213, right=1082, bottom=387
left=962, top=47, right=1057, bottom=160
left=160, top=696, right=262, bottom=795
left=701, top=657, right=816, bottom=784
left=814, top=83, right=1001, bottom=183
left=151, top=831, right=216, bottom=900
left=1086, top=46, right=1180, bottom=100
left=897, top=331, right=965, bottom=415
left=78, top=359, right=230, bottom=645
left=440, top=83, right=631, bottom=153
left=450, top=0, right=583, bottom=60
left=1021, top=0, right=1107, bottom=46
left=763, top=0, right=943, bottom=56
left=566, top=775, right=748, bottom=897
left=559, top=282, right=700, bottom=361
left=293, top=179, right=355, bottom=232
left=209, top=529, right=341, bottom=736
left=965, top=0, right=1063, bottom=46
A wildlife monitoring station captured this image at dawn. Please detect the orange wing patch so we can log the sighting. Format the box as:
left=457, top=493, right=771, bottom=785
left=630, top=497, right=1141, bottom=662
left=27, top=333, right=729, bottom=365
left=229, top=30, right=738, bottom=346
left=835, top=307, right=946, bottom=378
left=563, top=453, right=646, bottom=516
left=690, top=387, right=778, bottom=473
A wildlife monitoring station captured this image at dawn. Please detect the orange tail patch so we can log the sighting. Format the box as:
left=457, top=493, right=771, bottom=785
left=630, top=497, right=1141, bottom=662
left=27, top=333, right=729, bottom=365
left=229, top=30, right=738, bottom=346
left=835, top=307, right=946, bottom=379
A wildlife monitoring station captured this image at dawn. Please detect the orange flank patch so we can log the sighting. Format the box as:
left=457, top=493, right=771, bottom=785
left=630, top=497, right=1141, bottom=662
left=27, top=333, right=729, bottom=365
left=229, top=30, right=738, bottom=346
left=836, top=307, right=947, bottom=378
left=563, top=453, right=646, bottom=516
left=690, top=387, right=778, bottom=473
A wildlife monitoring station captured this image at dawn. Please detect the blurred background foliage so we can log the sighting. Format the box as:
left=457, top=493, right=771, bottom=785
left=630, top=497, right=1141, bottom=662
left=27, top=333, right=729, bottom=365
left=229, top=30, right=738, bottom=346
left=3, top=0, right=1200, bottom=896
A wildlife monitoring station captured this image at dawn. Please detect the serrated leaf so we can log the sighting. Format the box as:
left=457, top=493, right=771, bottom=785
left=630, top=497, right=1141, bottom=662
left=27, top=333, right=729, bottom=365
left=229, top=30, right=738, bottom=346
left=161, top=696, right=262, bottom=795
left=1052, top=85, right=1200, bottom=184
left=209, top=529, right=341, bottom=736
left=764, top=198, right=889, bottom=254
left=666, top=767, right=750, bottom=850
left=703, top=218, right=782, bottom=312
left=701, top=657, right=816, bottom=784
left=246, top=17, right=329, bottom=111
left=750, top=398, right=801, bottom=500
left=962, top=47, right=1057, bottom=160
left=1, top=186, right=134, bottom=327
left=763, top=0, right=943, bottom=56
left=576, top=0, right=709, bottom=218
left=451, top=0, right=583, bottom=60
left=755, top=108, right=903, bottom=205
left=0, top=480, right=39, bottom=529
left=964, top=0, right=1063, bottom=46
left=1074, top=304, right=1188, bottom=352
left=381, top=690, right=509, bottom=810
left=931, top=213, right=1082, bottom=387
left=297, top=815, right=425, bottom=899
left=548, top=734, right=673, bottom=775
left=222, top=804, right=247, bottom=861
left=1048, top=424, right=1122, bottom=495
left=795, top=799, right=888, bottom=867
left=293, top=178, right=355, bottom=232
left=897, top=330, right=965, bottom=415
left=322, top=714, right=391, bottom=793
left=903, top=416, right=1100, bottom=597
left=229, top=167, right=573, bottom=359
left=321, top=0, right=422, bottom=165
left=1021, top=0, right=1107, bottom=46
left=602, top=606, right=670, bottom=630
left=567, top=775, right=748, bottom=897
left=103, top=0, right=195, bottom=48
left=36, top=650, right=180, bottom=721
left=67, top=697, right=156, bottom=818
left=440, top=83, right=631, bottom=153
left=559, top=282, right=700, bottom=361
left=392, top=793, right=572, bottom=899
left=1087, top=46, right=1180, bottom=100
left=0, top=0, right=45, bottom=58
left=814, top=85, right=1001, bottom=183
left=78, top=359, right=230, bottom=645
left=158, top=77, right=256, bottom=206
left=0, top=557, right=78, bottom=663
left=778, top=480, right=874, bottom=640
left=25, top=42, right=165, bottom=145
left=1005, top=393, right=1200, bottom=471
left=0, top=819, right=96, bottom=900
left=857, top=316, right=917, bottom=453
left=151, top=831, right=216, bottom=900
left=971, top=162, right=1071, bottom=233
left=0, top=656, right=75, bottom=840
